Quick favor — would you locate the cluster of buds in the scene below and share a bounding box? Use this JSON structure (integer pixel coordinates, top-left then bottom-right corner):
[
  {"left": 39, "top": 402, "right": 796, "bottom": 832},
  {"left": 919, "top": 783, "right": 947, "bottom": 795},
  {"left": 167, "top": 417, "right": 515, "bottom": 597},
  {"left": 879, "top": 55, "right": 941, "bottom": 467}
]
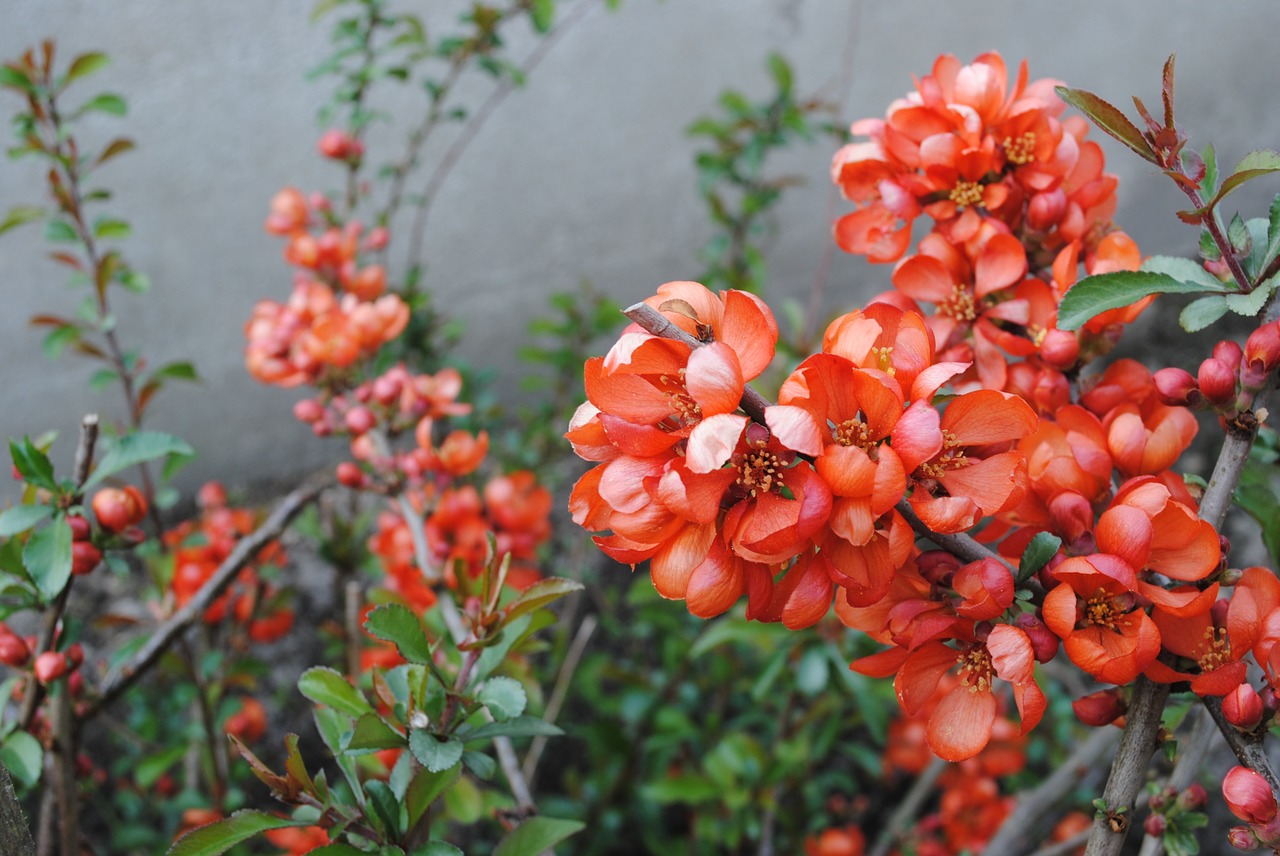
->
[
  {"left": 0, "top": 624, "right": 30, "bottom": 668},
  {"left": 317, "top": 129, "right": 364, "bottom": 165},
  {"left": 1155, "top": 320, "right": 1280, "bottom": 425},
  {"left": 1143, "top": 783, "right": 1207, "bottom": 842},
  {"left": 1224, "top": 766, "right": 1280, "bottom": 851},
  {"left": 33, "top": 642, "right": 83, "bottom": 686}
]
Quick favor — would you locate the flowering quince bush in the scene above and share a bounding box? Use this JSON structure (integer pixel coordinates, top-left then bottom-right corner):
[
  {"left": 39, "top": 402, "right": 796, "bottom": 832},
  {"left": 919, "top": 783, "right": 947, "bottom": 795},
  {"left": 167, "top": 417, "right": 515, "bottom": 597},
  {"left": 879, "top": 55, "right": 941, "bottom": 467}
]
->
[{"left": 570, "top": 51, "right": 1280, "bottom": 855}]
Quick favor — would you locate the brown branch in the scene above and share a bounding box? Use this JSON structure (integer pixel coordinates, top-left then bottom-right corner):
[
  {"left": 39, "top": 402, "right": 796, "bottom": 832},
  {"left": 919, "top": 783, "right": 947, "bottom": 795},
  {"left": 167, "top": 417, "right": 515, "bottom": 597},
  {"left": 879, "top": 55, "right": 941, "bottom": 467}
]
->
[
  {"left": 1202, "top": 695, "right": 1280, "bottom": 793},
  {"left": 71, "top": 414, "right": 98, "bottom": 491},
  {"left": 0, "top": 763, "right": 34, "bottom": 856},
  {"left": 522, "top": 613, "right": 597, "bottom": 784},
  {"left": 868, "top": 756, "right": 947, "bottom": 856},
  {"left": 982, "top": 726, "right": 1120, "bottom": 855},
  {"left": 87, "top": 478, "right": 327, "bottom": 716},
  {"left": 1137, "top": 708, "right": 1217, "bottom": 856},
  {"left": 1030, "top": 828, "right": 1093, "bottom": 856},
  {"left": 50, "top": 683, "right": 76, "bottom": 856}
]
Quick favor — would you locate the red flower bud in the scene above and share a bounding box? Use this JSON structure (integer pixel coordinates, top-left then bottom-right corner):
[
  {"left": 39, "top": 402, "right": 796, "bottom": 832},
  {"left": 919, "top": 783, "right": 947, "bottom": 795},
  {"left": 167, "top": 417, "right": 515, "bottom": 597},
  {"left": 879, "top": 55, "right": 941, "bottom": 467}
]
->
[
  {"left": 1245, "top": 321, "right": 1280, "bottom": 378},
  {"left": 1224, "top": 766, "right": 1278, "bottom": 824},
  {"left": 364, "top": 226, "right": 389, "bottom": 252},
  {"left": 336, "top": 462, "right": 365, "bottom": 489},
  {"left": 1014, "top": 612, "right": 1059, "bottom": 663},
  {"left": 91, "top": 486, "right": 147, "bottom": 533},
  {"left": 1072, "top": 688, "right": 1127, "bottom": 727},
  {"left": 1027, "top": 189, "right": 1067, "bottom": 231},
  {"left": 1143, "top": 813, "right": 1167, "bottom": 838},
  {"left": 318, "top": 129, "right": 353, "bottom": 160},
  {"left": 1228, "top": 824, "right": 1261, "bottom": 850},
  {"left": 1039, "top": 329, "right": 1080, "bottom": 370},
  {"left": 916, "top": 550, "right": 960, "bottom": 587},
  {"left": 1198, "top": 357, "right": 1238, "bottom": 407},
  {"left": 71, "top": 542, "right": 102, "bottom": 576},
  {"left": 292, "top": 398, "right": 325, "bottom": 424},
  {"left": 34, "top": 651, "right": 69, "bottom": 685},
  {"left": 344, "top": 406, "right": 377, "bottom": 436},
  {"left": 66, "top": 515, "right": 91, "bottom": 542},
  {"left": 1215, "top": 339, "right": 1245, "bottom": 367},
  {"left": 0, "top": 635, "right": 29, "bottom": 668},
  {"left": 1153, "top": 367, "right": 1202, "bottom": 408},
  {"left": 1178, "top": 782, "right": 1208, "bottom": 812},
  {"left": 952, "top": 558, "right": 1014, "bottom": 620},
  {"left": 197, "top": 482, "right": 228, "bottom": 511}
]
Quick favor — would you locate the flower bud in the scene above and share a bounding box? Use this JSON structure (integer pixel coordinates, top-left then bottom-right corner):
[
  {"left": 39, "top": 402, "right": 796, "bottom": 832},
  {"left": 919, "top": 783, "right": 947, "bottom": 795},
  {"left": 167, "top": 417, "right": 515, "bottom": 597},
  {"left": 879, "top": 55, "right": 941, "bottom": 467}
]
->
[
  {"left": 66, "top": 514, "right": 91, "bottom": 542},
  {"left": 1039, "top": 329, "right": 1080, "bottom": 370},
  {"left": 91, "top": 486, "right": 148, "bottom": 533},
  {"left": 196, "top": 481, "right": 228, "bottom": 510},
  {"left": 916, "top": 550, "right": 961, "bottom": 587},
  {"left": 293, "top": 398, "right": 325, "bottom": 423},
  {"left": 1027, "top": 189, "right": 1068, "bottom": 231},
  {"left": 1224, "top": 766, "right": 1278, "bottom": 824},
  {"left": 1072, "top": 688, "right": 1127, "bottom": 727},
  {"left": 0, "top": 634, "right": 29, "bottom": 668},
  {"left": 318, "top": 129, "right": 353, "bottom": 160},
  {"left": 1153, "top": 367, "right": 1202, "bottom": 408},
  {"left": 1144, "top": 813, "right": 1167, "bottom": 838},
  {"left": 1228, "top": 824, "right": 1262, "bottom": 850},
  {"left": 952, "top": 558, "right": 1014, "bottom": 620},
  {"left": 1244, "top": 321, "right": 1280, "bottom": 384},
  {"left": 371, "top": 373, "right": 402, "bottom": 406},
  {"left": 344, "top": 406, "right": 377, "bottom": 436},
  {"left": 335, "top": 462, "right": 365, "bottom": 489},
  {"left": 71, "top": 542, "right": 102, "bottom": 576},
  {"left": 1215, "top": 339, "right": 1245, "bottom": 367},
  {"left": 1047, "top": 492, "right": 1093, "bottom": 546},
  {"left": 364, "top": 226, "right": 389, "bottom": 252},
  {"left": 1014, "top": 612, "right": 1059, "bottom": 663},
  {"left": 1199, "top": 357, "right": 1239, "bottom": 407},
  {"left": 34, "top": 651, "right": 70, "bottom": 685}
]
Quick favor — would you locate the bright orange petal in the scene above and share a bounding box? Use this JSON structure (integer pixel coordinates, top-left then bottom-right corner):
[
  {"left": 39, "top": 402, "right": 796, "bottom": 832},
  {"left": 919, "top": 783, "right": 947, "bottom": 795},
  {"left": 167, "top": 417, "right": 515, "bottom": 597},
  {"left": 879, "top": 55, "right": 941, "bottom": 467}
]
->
[{"left": 928, "top": 684, "right": 997, "bottom": 761}]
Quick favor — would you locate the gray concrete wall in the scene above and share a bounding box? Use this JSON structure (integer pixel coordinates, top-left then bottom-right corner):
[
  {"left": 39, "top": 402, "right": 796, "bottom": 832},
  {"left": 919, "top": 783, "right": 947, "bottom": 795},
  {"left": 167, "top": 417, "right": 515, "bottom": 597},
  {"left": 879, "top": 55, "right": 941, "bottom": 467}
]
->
[{"left": 3, "top": 0, "right": 1280, "bottom": 499}]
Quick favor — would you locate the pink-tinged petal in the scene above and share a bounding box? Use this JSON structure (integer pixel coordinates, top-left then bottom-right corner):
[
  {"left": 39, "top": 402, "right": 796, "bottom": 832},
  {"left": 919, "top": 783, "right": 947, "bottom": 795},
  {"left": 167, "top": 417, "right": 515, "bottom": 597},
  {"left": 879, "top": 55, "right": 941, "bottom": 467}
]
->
[
  {"left": 1228, "top": 567, "right": 1280, "bottom": 656},
  {"left": 895, "top": 642, "right": 957, "bottom": 716},
  {"left": 1140, "top": 582, "right": 1219, "bottom": 619},
  {"left": 583, "top": 357, "right": 672, "bottom": 424},
  {"left": 775, "top": 552, "right": 836, "bottom": 629},
  {"left": 823, "top": 312, "right": 883, "bottom": 364},
  {"left": 598, "top": 455, "right": 664, "bottom": 514},
  {"left": 650, "top": 524, "right": 716, "bottom": 599},
  {"left": 1041, "top": 583, "right": 1078, "bottom": 640},
  {"left": 974, "top": 233, "right": 1029, "bottom": 298},
  {"left": 655, "top": 464, "right": 737, "bottom": 525},
  {"left": 766, "top": 405, "right": 823, "bottom": 456},
  {"left": 1148, "top": 511, "right": 1220, "bottom": 582},
  {"left": 892, "top": 400, "right": 943, "bottom": 473},
  {"left": 604, "top": 332, "right": 689, "bottom": 374},
  {"left": 928, "top": 685, "right": 997, "bottom": 761},
  {"left": 988, "top": 625, "right": 1035, "bottom": 685},
  {"left": 910, "top": 361, "right": 971, "bottom": 403},
  {"left": 872, "top": 446, "right": 908, "bottom": 515},
  {"left": 648, "top": 281, "right": 723, "bottom": 333},
  {"left": 848, "top": 367, "right": 906, "bottom": 437},
  {"left": 823, "top": 534, "right": 895, "bottom": 607},
  {"left": 829, "top": 496, "right": 875, "bottom": 545},
  {"left": 569, "top": 464, "right": 611, "bottom": 531},
  {"left": 685, "top": 540, "right": 745, "bottom": 618},
  {"left": 936, "top": 450, "right": 1027, "bottom": 518},
  {"left": 686, "top": 413, "right": 748, "bottom": 474},
  {"left": 593, "top": 533, "right": 660, "bottom": 565},
  {"left": 1095, "top": 505, "right": 1152, "bottom": 571},
  {"left": 893, "top": 254, "right": 956, "bottom": 303},
  {"left": 686, "top": 342, "right": 744, "bottom": 417},
  {"left": 911, "top": 492, "right": 981, "bottom": 534},
  {"left": 720, "top": 290, "right": 779, "bottom": 380}
]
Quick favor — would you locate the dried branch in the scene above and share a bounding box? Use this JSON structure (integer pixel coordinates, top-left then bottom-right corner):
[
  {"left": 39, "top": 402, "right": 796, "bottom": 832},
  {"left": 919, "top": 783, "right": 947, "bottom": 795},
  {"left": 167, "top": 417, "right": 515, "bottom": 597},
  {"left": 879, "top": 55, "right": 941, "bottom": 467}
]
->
[{"left": 868, "top": 756, "right": 947, "bottom": 856}]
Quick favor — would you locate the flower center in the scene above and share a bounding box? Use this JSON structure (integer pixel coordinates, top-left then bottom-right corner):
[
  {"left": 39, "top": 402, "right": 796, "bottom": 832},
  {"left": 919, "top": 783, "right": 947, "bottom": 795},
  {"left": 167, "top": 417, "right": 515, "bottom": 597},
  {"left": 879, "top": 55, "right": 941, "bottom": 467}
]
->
[
  {"left": 956, "top": 645, "right": 994, "bottom": 693},
  {"left": 949, "top": 180, "right": 985, "bottom": 209},
  {"left": 938, "top": 284, "right": 978, "bottom": 322},
  {"left": 1002, "top": 132, "right": 1037, "bottom": 166},
  {"left": 736, "top": 445, "right": 785, "bottom": 497},
  {"left": 918, "top": 429, "right": 968, "bottom": 479},
  {"left": 659, "top": 370, "right": 702, "bottom": 425},
  {"left": 872, "top": 345, "right": 896, "bottom": 376},
  {"left": 1198, "top": 626, "right": 1232, "bottom": 673},
  {"left": 1027, "top": 323, "right": 1047, "bottom": 348},
  {"left": 1084, "top": 589, "right": 1123, "bottom": 631},
  {"left": 834, "top": 416, "right": 874, "bottom": 450}
]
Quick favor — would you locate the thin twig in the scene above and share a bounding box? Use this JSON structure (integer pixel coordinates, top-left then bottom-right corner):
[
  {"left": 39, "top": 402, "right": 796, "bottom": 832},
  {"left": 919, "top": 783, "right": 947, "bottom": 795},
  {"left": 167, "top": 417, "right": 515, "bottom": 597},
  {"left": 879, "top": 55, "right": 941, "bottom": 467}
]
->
[
  {"left": 344, "top": 579, "right": 363, "bottom": 681},
  {"left": 88, "top": 478, "right": 327, "bottom": 716},
  {"left": 868, "top": 756, "right": 947, "bottom": 856},
  {"left": 50, "top": 682, "right": 76, "bottom": 856},
  {"left": 522, "top": 613, "right": 597, "bottom": 783},
  {"left": 1137, "top": 707, "right": 1217, "bottom": 856},
  {"left": 982, "top": 726, "right": 1120, "bottom": 855},
  {"left": 71, "top": 414, "right": 99, "bottom": 490}
]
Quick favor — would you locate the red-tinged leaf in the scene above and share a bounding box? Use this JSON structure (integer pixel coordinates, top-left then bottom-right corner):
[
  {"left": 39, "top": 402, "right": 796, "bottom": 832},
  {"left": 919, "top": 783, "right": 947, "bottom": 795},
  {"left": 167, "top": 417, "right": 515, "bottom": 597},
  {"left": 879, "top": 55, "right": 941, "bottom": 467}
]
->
[
  {"left": 72, "top": 340, "right": 107, "bottom": 359},
  {"left": 29, "top": 314, "right": 77, "bottom": 328},
  {"left": 1131, "top": 96, "right": 1159, "bottom": 134},
  {"left": 46, "top": 251, "right": 83, "bottom": 271},
  {"left": 1165, "top": 171, "right": 1198, "bottom": 189},
  {"left": 0, "top": 205, "right": 45, "bottom": 235},
  {"left": 0, "top": 65, "right": 34, "bottom": 93},
  {"left": 502, "top": 577, "right": 584, "bottom": 623},
  {"left": 226, "top": 735, "right": 294, "bottom": 798},
  {"left": 96, "top": 137, "right": 135, "bottom": 166},
  {"left": 1189, "top": 151, "right": 1280, "bottom": 217},
  {"left": 135, "top": 380, "right": 161, "bottom": 422},
  {"left": 1056, "top": 86, "right": 1157, "bottom": 163},
  {"left": 1162, "top": 54, "right": 1176, "bottom": 128},
  {"left": 1176, "top": 208, "right": 1205, "bottom": 225},
  {"left": 283, "top": 734, "right": 315, "bottom": 795}
]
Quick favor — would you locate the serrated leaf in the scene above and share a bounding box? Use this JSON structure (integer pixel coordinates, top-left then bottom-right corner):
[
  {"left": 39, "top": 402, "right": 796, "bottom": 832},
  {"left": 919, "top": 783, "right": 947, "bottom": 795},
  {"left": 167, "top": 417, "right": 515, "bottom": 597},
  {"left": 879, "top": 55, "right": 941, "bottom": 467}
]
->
[
  {"left": 408, "top": 731, "right": 462, "bottom": 773},
  {"left": 0, "top": 66, "right": 35, "bottom": 93},
  {"left": 0, "top": 504, "right": 53, "bottom": 537},
  {"left": 165, "top": 809, "right": 302, "bottom": 856},
  {"left": 347, "top": 713, "right": 405, "bottom": 752},
  {"left": 477, "top": 676, "right": 526, "bottom": 721},
  {"left": 364, "top": 603, "right": 433, "bottom": 664},
  {"left": 298, "top": 667, "right": 372, "bottom": 718},
  {"left": 364, "top": 779, "right": 401, "bottom": 836},
  {"left": 10, "top": 438, "right": 56, "bottom": 491},
  {"left": 64, "top": 52, "right": 110, "bottom": 85},
  {"left": 493, "top": 817, "right": 585, "bottom": 856},
  {"left": 85, "top": 431, "right": 194, "bottom": 487},
  {"left": 463, "top": 714, "right": 562, "bottom": 743},
  {"left": 1057, "top": 271, "right": 1222, "bottom": 331},
  {"left": 0, "top": 730, "right": 43, "bottom": 788},
  {"left": 1140, "top": 255, "right": 1223, "bottom": 290},
  {"left": 0, "top": 205, "right": 45, "bottom": 236},
  {"left": 502, "top": 577, "right": 583, "bottom": 623},
  {"left": 23, "top": 518, "right": 71, "bottom": 602},
  {"left": 1229, "top": 213, "right": 1250, "bottom": 255},
  {"left": 1225, "top": 275, "right": 1277, "bottom": 317},
  {"left": 1055, "top": 87, "right": 1157, "bottom": 163},
  {"left": 80, "top": 93, "right": 126, "bottom": 116},
  {"left": 405, "top": 765, "right": 460, "bottom": 830},
  {"left": 1180, "top": 295, "right": 1230, "bottom": 332},
  {"left": 1018, "top": 532, "right": 1062, "bottom": 583},
  {"left": 461, "top": 750, "right": 496, "bottom": 780}
]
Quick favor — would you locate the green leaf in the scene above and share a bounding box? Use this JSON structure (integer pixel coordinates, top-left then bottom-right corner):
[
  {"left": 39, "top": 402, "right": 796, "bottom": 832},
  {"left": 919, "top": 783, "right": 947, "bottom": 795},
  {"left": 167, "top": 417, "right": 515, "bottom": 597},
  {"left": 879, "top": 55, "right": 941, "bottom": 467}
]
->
[
  {"left": 364, "top": 779, "right": 402, "bottom": 837},
  {"left": 1225, "top": 275, "right": 1278, "bottom": 317},
  {"left": 93, "top": 218, "right": 131, "bottom": 240},
  {"left": 298, "top": 667, "right": 372, "bottom": 718},
  {"left": 503, "top": 577, "right": 583, "bottom": 623},
  {"left": 404, "top": 765, "right": 460, "bottom": 830},
  {"left": 135, "top": 744, "right": 189, "bottom": 789},
  {"left": 0, "top": 66, "right": 35, "bottom": 93},
  {"left": 347, "top": 713, "right": 405, "bottom": 752},
  {"left": 10, "top": 438, "right": 57, "bottom": 491},
  {"left": 1055, "top": 87, "right": 1157, "bottom": 163},
  {"left": 64, "top": 52, "right": 110, "bottom": 85},
  {"left": 461, "top": 749, "right": 496, "bottom": 780},
  {"left": 24, "top": 518, "right": 72, "bottom": 602},
  {"left": 0, "top": 206, "right": 46, "bottom": 236},
  {"left": 43, "top": 219, "right": 78, "bottom": 243},
  {"left": 408, "top": 731, "right": 462, "bottom": 773},
  {"left": 413, "top": 843, "right": 463, "bottom": 856},
  {"left": 0, "top": 730, "right": 43, "bottom": 788},
  {"left": 85, "top": 431, "right": 194, "bottom": 488},
  {"left": 0, "top": 504, "right": 53, "bottom": 537},
  {"left": 80, "top": 93, "right": 126, "bottom": 116},
  {"left": 641, "top": 774, "right": 721, "bottom": 804},
  {"left": 152, "top": 361, "right": 199, "bottom": 382},
  {"left": 529, "top": 0, "right": 554, "bottom": 32},
  {"left": 463, "top": 714, "right": 562, "bottom": 743},
  {"left": 1140, "top": 255, "right": 1223, "bottom": 290},
  {"left": 364, "top": 603, "right": 433, "bottom": 664},
  {"left": 165, "top": 809, "right": 302, "bottom": 856},
  {"left": 1057, "top": 271, "right": 1223, "bottom": 331},
  {"left": 1018, "top": 532, "right": 1062, "bottom": 583},
  {"left": 119, "top": 270, "right": 151, "bottom": 293},
  {"left": 1230, "top": 213, "right": 1251, "bottom": 255},
  {"left": 477, "top": 676, "right": 526, "bottom": 721},
  {"left": 493, "top": 817, "right": 585, "bottom": 856},
  {"left": 1198, "top": 149, "right": 1280, "bottom": 215},
  {"left": 307, "top": 846, "right": 367, "bottom": 856},
  {"left": 1180, "top": 295, "right": 1230, "bottom": 332},
  {"left": 42, "top": 325, "right": 80, "bottom": 359},
  {"left": 767, "top": 53, "right": 792, "bottom": 94},
  {"left": 96, "top": 137, "right": 136, "bottom": 166}
]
